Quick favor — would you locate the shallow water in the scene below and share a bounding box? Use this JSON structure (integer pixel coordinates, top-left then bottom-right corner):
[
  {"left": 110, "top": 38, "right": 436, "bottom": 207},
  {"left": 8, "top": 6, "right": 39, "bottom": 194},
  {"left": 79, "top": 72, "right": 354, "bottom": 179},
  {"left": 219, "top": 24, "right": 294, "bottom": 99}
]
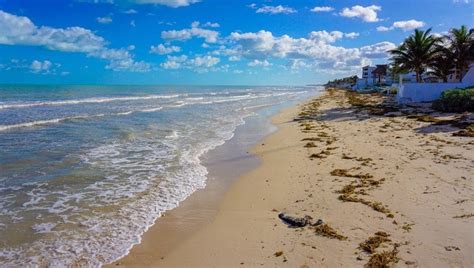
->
[{"left": 0, "top": 85, "right": 320, "bottom": 266}]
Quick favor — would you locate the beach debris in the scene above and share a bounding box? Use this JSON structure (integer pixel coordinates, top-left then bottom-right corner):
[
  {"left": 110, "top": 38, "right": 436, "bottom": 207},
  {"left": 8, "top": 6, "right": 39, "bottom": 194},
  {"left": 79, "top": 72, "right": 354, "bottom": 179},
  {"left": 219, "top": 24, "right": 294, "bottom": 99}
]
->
[
  {"left": 401, "top": 223, "right": 414, "bottom": 232},
  {"left": 309, "top": 149, "right": 331, "bottom": 159},
  {"left": 301, "top": 137, "right": 324, "bottom": 142},
  {"left": 278, "top": 213, "right": 323, "bottom": 228},
  {"left": 359, "top": 232, "right": 391, "bottom": 254},
  {"left": 311, "top": 224, "right": 347, "bottom": 240},
  {"left": 304, "top": 142, "right": 317, "bottom": 148},
  {"left": 274, "top": 251, "right": 284, "bottom": 257},
  {"left": 364, "top": 246, "right": 399, "bottom": 268},
  {"left": 452, "top": 124, "right": 474, "bottom": 137},
  {"left": 330, "top": 169, "right": 373, "bottom": 180},
  {"left": 453, "top": 213, "right": 474, "bottom": 219},
  {"left": 444, "top": 246, "right": 460, "bottom": 251}
]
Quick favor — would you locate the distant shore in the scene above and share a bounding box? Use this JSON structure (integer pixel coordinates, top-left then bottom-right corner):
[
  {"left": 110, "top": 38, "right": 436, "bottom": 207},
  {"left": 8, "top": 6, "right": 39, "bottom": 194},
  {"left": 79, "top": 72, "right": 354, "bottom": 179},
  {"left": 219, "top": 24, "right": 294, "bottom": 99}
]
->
[{"left": 111, "top": 88, "right": 473, "bottom": 267}]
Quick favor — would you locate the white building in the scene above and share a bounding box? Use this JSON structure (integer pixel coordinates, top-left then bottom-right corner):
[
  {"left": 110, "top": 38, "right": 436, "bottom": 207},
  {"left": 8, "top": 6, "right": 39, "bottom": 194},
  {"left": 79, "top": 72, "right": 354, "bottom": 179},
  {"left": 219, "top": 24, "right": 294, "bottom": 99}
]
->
[
  {"left": 397, "top": 63, "right": 474, "bottom": 103},
  {"left": 353, "top": 65, "right": 392, "bottom": 90}
]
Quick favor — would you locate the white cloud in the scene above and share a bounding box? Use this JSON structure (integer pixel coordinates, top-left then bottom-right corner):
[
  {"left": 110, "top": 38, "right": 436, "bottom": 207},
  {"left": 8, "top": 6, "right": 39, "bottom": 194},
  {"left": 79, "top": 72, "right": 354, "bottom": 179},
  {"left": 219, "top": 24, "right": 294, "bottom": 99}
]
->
[
  {"left": 123, "top": 9, "right": 138, "bottom": 14},
  {"left": 228, "top": 55, "right": 241, "bottom": 61},
  {"left": 97, "top": 16, "right": 112, "bottom": 24},
  {"left": 0, "top": 10, "right": 150, "bottom": 72},
  {"left": 392, "top": 20, "right": 425, "bottom": 31},
  {"left": 256, "top": 5, "right": 296, "bottom": 14},
  {"left": 161, "top": 22, "right": 219, "bottom": 43},
  {"left": 92, "top": 0, "right": 200, "bottom": 8},
  {"left": 30, "top": 60, "right": 52, "bottom": 73},
  {"left": 345, "top": 32, "right": 360, "bottom": 39},
  {"left": 247, "top": 3, "right": 257, "bottom": 9},
  {"left": 376, "top": 19, "right": 425, "bottom": 32},
  {"left": 130, "top": 20, "right": 136, "bottom": 27},
  {"left": 150, "top": 44, "right": 181, "bottom": 54},
  {"left": 376, "top": 26, "right": 391, "bottom": 32},
  {"left": 340, "top": 5, "right": 381, "bottom": 22},
  {"left": 188, "top": 55, "right": 220, "bottom": 68},
  {"left": 160, "top": 55, "right": 220, "bottom": 71},
  {"left": 201, "top": 21, "right": 220, "bottom": 28},
  {"left": 287, "top": 59, "right": 310, "bottom": 70},
  {"left": 310, "top": 6, "right": 334, "bottom": 13},
  {"left": 359, "top": 41, "right": 397, "bottom": 58},
  {"left": 309, "top": 30, "right": 358, "bottom": 43},
  {"left": 160, "top": 55, "right": 187, "bottom": 69},
  {"left": 248, "top": 59, "right": 271, "bottom": 67},
  {"left": 225, "top": 30, "right": 394, "bottom": 74},
  {"left": 133, "top": 0, "right": 200, "bottom": 7}
]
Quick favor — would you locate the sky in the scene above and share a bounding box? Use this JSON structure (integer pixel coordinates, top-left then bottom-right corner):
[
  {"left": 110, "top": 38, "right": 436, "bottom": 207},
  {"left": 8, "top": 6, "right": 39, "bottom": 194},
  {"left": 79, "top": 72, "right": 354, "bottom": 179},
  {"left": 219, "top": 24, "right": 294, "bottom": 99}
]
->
[{"left": 0, "top": 0, "right": 472, "bottom": 85}]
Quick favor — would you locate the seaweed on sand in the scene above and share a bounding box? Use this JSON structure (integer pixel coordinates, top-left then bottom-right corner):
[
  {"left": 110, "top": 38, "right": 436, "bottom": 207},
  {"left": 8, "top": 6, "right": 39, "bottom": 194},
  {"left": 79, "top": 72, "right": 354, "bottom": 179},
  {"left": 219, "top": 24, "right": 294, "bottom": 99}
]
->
[
  {"left": 330, "top": 169, "right": 374, "bottom": 180},
  {"left": 311, "top": 224, "right": 347, "bottom": 240},
  {"left": 359, "top": 232, "right": 391, "bottom": 254},
  {"left": 309, "top": 149, "right": 331, "bottom": 159},
  {"left": 304, "top": 142, "right": 317, "bottom": 148},
  {"left": 453, "top": 213, "right": 474, "bottom": 219},
  {"left": 364, "top": 246, "right": 399, "bottom": 268},
  {"left": 302, "top": 137, "right": 324, "bottom": 142},
  {"left": 452, "top": 124, "right": 474, "bottom": 137}
]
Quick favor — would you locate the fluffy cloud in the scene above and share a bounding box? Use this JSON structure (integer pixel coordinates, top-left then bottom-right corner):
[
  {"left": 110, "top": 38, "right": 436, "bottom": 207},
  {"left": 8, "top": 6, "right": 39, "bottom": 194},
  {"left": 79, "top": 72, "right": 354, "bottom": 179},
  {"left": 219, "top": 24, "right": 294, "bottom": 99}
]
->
[
  {"left": 161, "top": 21, "right": 219, "bottom": 43},
  {"left": 123, "top": 9, "right": 138, "bottom": 14},
  {"left": 30, "top": 60, "right": 52, "bottom": 73},
  {"left": 377, "top": 20, "right": 425, "bottom": 31},
  {"left": 248, "top": 59, "right": 271, "bottom": 67},
  {"left": 309, "top": 31, "right": 359, "bottom": 43},
  {"left": 310, "top": 6, "right": 334, "bottom": 13},
  {"left": 161, "top": 55, "right": 220, "bottom": 71},
  {"left": 97, "top": 16, "right": 112, "bottom": 24},
  {"left": 340, "top": 5, "right": 381, "bottom": 22},
  {"left": 0, "top": 10, "right": 149, "bottom": 72},
  {"left": 133, "top": 0, "right": 200, "bottom": 7},
  {"left": 359, "top": 42, "right": 397, "bottom": 58},
  {"left": 393, "top": 20, "right": 425, "bottom": 31},
  {"left": 150, "top": 44, "right": 181, "bottom": 54},
  {"left": 255, "top": 5, "right": 296, "bottom": 14},
  {"left": 91, "top": 0, "right": 200, "bottom": 8},
  {"left": 225, "top": 30, "right": 394, "bottom": 74}
]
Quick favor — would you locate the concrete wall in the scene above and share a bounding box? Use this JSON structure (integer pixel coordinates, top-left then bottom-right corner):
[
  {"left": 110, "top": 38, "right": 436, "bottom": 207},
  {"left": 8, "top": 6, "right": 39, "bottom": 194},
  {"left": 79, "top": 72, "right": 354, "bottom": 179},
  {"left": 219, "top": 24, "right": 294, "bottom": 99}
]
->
[{"left": 397, "top": 64, "right": 474, "bottom": 103}]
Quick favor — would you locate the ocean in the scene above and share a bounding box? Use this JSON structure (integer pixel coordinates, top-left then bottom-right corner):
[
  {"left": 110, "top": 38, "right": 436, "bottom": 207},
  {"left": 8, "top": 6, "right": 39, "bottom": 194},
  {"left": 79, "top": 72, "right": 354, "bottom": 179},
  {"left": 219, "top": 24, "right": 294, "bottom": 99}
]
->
[{"left": 0, "top": 85, "right": 319, "bottom": 266}]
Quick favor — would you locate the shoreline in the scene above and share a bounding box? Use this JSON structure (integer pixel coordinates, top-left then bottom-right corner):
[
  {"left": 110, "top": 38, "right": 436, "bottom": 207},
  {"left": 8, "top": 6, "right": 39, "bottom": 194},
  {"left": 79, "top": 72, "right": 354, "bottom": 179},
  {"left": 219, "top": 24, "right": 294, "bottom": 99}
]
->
[
  {"left": 111, "top": 89, "right": 473, "bottom": 267},
  {"left": 107, "top": 93, "right": 318, "bottom": 267}
]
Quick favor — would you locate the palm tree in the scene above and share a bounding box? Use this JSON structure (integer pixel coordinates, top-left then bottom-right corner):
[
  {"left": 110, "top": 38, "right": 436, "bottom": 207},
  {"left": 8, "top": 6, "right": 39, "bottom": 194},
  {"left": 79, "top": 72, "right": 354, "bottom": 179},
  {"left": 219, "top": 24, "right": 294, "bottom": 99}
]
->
[
  {"left": 390, "top": 28, "right": 440, "bottom": 83},
  {"left": 448, "top": 25, "right": 474, "bottom": 82},
  {"left": 429, "top": 46, "right": 454, "bottom": 82}
]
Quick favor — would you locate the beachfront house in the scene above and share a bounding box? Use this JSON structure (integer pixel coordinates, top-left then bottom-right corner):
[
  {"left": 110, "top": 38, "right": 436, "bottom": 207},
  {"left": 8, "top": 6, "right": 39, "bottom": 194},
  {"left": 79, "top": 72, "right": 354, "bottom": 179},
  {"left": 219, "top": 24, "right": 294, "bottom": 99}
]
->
[
  {"left": 396, "top": 63, "right": 474, "bottom": 103},
  {"left": 353, "top": 65, "right": 392, "bottom": 90}
]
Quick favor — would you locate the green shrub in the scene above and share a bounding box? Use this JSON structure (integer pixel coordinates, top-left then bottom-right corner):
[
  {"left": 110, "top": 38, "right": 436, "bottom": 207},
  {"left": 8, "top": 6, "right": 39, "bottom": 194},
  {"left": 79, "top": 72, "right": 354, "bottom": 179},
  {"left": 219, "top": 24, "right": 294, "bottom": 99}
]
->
[{"left": 432, "top": 88, "right": 474, "bottom": 112}]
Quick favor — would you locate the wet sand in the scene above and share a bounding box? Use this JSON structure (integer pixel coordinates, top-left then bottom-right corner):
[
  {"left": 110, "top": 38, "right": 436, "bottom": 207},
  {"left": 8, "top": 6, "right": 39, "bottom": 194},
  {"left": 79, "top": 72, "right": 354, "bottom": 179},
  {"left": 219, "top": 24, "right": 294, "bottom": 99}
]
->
[{"left": 111, "top": 89, "right": 473, "bottom": 267}]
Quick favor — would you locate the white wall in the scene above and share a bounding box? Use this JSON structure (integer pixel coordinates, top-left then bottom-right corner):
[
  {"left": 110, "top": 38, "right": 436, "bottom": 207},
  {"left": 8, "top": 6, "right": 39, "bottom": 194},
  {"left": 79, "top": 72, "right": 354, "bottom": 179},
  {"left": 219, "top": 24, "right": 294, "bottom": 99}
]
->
[{"left": 397, "top": 64, "right": 474, "bottom": 103}]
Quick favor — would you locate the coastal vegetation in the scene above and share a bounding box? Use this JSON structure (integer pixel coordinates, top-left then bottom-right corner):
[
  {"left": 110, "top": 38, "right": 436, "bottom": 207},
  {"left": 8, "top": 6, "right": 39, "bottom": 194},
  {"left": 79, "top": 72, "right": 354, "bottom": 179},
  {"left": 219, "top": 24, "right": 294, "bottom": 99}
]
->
[
  {"left": 432, "top": 88, "right": 474, "bottom": 112},
  {"left": 390, "top": 25, "right": 474, "bottom": 83}
]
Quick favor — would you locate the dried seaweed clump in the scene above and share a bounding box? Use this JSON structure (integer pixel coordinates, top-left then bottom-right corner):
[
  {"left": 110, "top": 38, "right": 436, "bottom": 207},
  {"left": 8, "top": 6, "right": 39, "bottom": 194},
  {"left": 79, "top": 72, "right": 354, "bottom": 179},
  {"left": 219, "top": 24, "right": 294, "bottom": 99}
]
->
[
  {"left": 364, "top": 246, "right": 399, "bottom": 268},
  {"left": 309, "top": 149, "right": 331, "bottom": 159},
  {"left": 330, "top": 169, "right": 373, "bottom": 180},
  {"left": 453, "top": 213, "right": 474, "bottom": 219},
  {"left": 304, "top": 142, "right": 317, "bottom": 148},
  {"left": 359, "top": 232, "right": 391, "bottom": 254},
  {"left": 452, "top": 124, "right": 474, "bottom": 137},
  {"left": 311, "top": 224, "right": 347, "bottom": 241}
]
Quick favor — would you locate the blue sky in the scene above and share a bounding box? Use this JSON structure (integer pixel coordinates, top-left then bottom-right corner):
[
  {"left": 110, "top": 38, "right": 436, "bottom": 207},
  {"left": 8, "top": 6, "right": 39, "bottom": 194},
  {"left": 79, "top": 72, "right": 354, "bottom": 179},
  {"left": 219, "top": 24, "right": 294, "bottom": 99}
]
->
[{"left": 0, "top": 0, "right": 472, "bottom": 85}]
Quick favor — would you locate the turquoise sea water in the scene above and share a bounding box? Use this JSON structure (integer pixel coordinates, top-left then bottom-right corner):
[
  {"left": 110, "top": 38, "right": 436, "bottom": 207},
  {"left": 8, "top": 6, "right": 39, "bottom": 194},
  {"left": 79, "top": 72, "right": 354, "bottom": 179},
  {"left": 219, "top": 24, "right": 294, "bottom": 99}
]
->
[{"left": 0, "top": 85, "right": 319, "bottom": 266}]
